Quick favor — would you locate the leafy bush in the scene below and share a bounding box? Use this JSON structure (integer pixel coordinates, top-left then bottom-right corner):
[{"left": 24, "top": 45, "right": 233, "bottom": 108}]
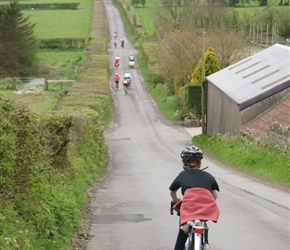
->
[
  {"left": 185, "top": 83, "right": 202, "bottom": 118},
  {"left": 0, "top": 93, "right": 111, "bottom": 249},
  {"left": 39, "top": 38, "right": 86, "bottom": 49},
  {"left": 150, "top": 71, "right": 165, "bottom": 86},
  {"left": 0, "top": 97, "right": 44, "bottom": 200}
]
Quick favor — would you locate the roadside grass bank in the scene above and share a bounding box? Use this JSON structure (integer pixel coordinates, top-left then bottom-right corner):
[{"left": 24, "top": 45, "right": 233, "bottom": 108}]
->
[
  {"left": 137, "top": 51, "right": 181, "bottom": 122},
  {"left": 0, "top": 0, "right": 112, "bottom": 249},
  {"left": 116, "top": 0, "right": 290, "bottom": 189},
  {"left": 193, "top": 134, "right": 290, "bottom": 189}
]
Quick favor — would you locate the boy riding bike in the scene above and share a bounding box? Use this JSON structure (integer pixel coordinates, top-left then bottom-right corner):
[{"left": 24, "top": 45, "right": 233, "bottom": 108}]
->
[{"left": 169, "top": 146, "right": 220, "bottom": 250}]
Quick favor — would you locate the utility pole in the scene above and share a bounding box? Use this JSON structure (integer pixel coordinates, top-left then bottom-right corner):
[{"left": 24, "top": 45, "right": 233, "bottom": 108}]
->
[{"left": 201, "top": 31, "right": 206, "bottom": 134}]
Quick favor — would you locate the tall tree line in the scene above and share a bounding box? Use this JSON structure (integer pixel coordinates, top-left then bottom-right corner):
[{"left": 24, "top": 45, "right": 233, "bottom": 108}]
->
[{"left": 0, "top": 0, "right": 38, "bottom": 77}]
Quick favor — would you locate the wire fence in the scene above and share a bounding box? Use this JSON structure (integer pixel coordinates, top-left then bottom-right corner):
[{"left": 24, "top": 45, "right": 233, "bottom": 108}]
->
[{"left": 0, "top": 77, "right": 75, "bottom": 92}]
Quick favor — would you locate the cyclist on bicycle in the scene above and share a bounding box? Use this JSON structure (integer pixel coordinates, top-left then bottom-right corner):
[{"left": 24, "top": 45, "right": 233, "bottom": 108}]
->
[
  {"left": 120, "top": 37, "right": 125, "bottom": 48},
  {"left": 114, "top": 73, "right": 120, "bottom": 89},
  {"left": 122, "top": 78, "right": 129, "bottom": 94},
  {"left": 169, "top": 146, "right": 220, "bottom": 250},
  {"left": 115, "top": 55, "right": 120, "bottom": 67}
]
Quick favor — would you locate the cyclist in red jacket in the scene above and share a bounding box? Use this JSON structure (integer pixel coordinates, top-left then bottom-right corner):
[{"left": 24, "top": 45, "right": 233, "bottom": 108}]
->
[
  {"left": 114, "top": 55, "right": 120, "bottom": 68},
  {"left": 114, "top": 73, "right": 120, "bottom": 90}
]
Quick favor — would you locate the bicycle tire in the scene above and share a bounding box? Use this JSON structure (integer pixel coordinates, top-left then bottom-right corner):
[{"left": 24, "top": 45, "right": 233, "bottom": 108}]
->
[{"left": 187, "top": 229, "right": 195, "bottom": 250}]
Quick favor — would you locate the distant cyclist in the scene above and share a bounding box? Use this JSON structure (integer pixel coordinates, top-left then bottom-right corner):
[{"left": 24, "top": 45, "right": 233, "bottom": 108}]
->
[
  {"left": 127, "top": 77, "right": 131, "bottom": 88},
  {"left": 169, "top": 146, "right": 220, "bottom": 250},
  {"left": 120, "top": 37, "right": 124, "bottom": 48},
  {"left": 114, "top": 73, "right": 120, "bottom": 90},
  {"left": 122, "top": 78, "right": 129, "bottom": 95},
  {"left": 114, "top": 30, "right": 118, "bottom": 39},
  {"left": 114, "top": 55, "right": 120, "bottom": 68}
]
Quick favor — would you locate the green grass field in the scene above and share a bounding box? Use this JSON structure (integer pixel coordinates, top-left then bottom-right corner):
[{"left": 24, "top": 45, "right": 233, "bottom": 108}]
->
[
  {"left": 135, "top": 4, "right": 156, "bottom": 35},
  {"left": 2, "top": 0, "right": 93, "bottom": 9},
  {"left": 23, "top": 10, "right": 91, "bottom": 39},
  {"left": 133, "top": 0, "right": 289, "bottom": 36},
  {"left": 0, "top": 49, "right": 85, "bottom": 113},
  {"left": 1, "top": 0, "right": 89, "bottom": 113},
  {"left": 2, "top": 0, "right": 92, "bottom": 39}
]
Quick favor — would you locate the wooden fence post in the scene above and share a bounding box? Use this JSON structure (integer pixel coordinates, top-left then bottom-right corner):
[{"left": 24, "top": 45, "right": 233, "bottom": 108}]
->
[
  {"left": 44, "top": 78, "right": 48, "bottom": 90},
  {"left": 12, "top": 76, "right": 16, "bottom": 90}
]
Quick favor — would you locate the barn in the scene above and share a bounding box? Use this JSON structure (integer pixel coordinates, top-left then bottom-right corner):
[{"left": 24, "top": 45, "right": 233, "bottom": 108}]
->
[{"left": 205, "top": 43, "right": 290, "bottom": 136}]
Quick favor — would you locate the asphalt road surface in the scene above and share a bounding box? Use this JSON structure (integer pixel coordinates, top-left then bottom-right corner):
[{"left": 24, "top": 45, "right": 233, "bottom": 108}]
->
[{"left": 86, "top": 1, "right": 290, "bottom": 249}]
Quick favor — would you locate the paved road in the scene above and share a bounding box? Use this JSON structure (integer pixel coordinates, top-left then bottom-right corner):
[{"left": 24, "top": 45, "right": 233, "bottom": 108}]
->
[{"left": 86, "top": 0, "right": 290, "bottom": 249}]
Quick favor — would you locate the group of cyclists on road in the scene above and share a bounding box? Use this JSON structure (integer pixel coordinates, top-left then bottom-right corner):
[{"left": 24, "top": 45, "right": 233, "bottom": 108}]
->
[
  {"left": 114, "top": 70, "right": 131, "bottom": 95},
  {"left": 112, "top": 30, "right": 220, "bottom": 249},
  {"left": 113, "top": 31, "right": 135, "bottom": 95},
  {"left": 113, "top": 31, "right": 125, "bottom": 49}
]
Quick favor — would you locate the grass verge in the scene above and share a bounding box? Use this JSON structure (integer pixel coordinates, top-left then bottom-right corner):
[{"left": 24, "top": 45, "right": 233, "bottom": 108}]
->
[{"left": 193, "top": 134, "right": 290, "bottom": 189}]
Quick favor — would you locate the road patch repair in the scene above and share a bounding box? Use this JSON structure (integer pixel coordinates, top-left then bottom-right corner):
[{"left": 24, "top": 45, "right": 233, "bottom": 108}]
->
[{"left": 92, "top": 214, "right": 152, "bottom": 224}]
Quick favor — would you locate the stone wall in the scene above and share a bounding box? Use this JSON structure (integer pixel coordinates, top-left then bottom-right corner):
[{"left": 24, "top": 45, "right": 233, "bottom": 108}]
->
[{"left": 267, "top": 122, "right": 290, "bottom": 152}]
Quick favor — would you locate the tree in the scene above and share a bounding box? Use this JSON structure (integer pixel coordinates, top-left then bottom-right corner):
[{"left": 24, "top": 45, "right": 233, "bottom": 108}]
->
[
  {"left": 153, "top": 23, "right": 202, "bottom": 96},
  {"left": 278, "top": 0, "right": 289, "bottom": 5},
  {"left": 207, "top": 31, "right": 248, "bottom": 68},
  {"left": 228, "top": 0, "right": 240, "bottom": 7},
  {"left": 131, "top": 0, "right": 146, "bottom": 7},
  {"left": 159, "top": 0, "right": 201, "bottom": 23},
  {"left": 131, "top": 0, "right": 139, "bottom": 7},
  {"left": 0, "top": 0, "right": 38, "bottom": 77},
  {"left": 191, "top": 47, "right": 220, "bottom": 83},
  {"left": 277, "top": 8, "right": 290, "bottom": 38},
  {"left": 257, "top": 0, "right": 268, "bottom": 6},
  {"left": 140, "top": 0, "right": 146, "bottom": 7}
]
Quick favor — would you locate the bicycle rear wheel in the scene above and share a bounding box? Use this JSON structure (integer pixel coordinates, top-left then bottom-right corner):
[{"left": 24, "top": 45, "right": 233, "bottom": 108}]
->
[{"left": 184, "top": 229, "right": 195, "bottom": 250}]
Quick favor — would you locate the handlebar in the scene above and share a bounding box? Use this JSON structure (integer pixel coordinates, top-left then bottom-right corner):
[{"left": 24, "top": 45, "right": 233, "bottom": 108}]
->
[{"left": 170, "top": 201, "right": 175, "bottom": 215}]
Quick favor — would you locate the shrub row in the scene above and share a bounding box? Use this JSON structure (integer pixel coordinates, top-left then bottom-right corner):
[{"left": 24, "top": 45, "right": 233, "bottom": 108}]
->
[
  {"left": 0, "top": 96, "right": 110, "bottom": 249},
  {"left": 20, "top": 3, "right": 80, "bottom": 10},
  {"left": 185, "top": 84, "right": 202, "bottom": 118},
  {"left": 39, "top": 38, "right": 86, "bottom": 49}
]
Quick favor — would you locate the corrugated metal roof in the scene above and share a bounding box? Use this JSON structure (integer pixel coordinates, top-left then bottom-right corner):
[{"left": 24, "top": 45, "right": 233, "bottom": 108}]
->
[{"left": 206, "top": 44, "right": 290, "bottom": 110}]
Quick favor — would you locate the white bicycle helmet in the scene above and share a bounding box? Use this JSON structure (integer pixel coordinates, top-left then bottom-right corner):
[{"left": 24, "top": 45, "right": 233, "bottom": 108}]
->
[{"left": 180, "top": 146, "right": 203, "bottom": 167}]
